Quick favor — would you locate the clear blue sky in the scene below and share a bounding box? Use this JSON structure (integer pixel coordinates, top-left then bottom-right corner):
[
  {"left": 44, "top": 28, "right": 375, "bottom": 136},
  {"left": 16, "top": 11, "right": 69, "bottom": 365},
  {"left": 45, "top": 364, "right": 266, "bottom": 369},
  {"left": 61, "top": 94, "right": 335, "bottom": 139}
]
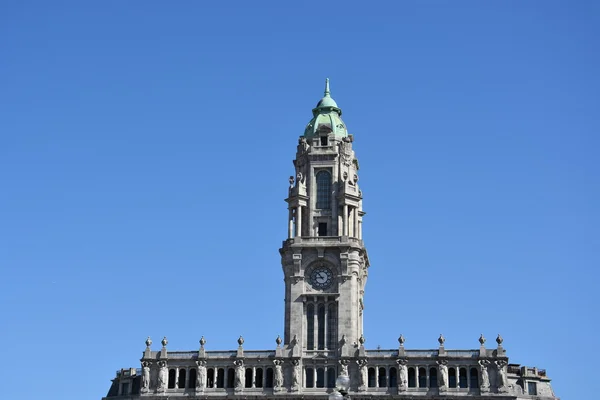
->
[{"left": 1, "top": 1, "right": 597, "bottom": 399}]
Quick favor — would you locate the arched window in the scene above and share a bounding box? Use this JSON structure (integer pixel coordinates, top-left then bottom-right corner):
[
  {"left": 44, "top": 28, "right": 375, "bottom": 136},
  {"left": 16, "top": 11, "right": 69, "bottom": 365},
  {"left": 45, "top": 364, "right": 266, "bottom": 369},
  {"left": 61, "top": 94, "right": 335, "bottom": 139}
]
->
[
  {"left": 188, "top": 368, "right": 197, "bottom": 389},
  {"left": 178, "top": 368, "right": 186, "bottom": 389},
  {"left": 368, "top": 367, "right": 376, "bottom": 387},
  {"left": 245, "top": 368, "right": 252, "bottom": 388},
  {"left": 418, "top": 367, "right": 427, "bottom": 388},
  {"left": 307, "top": 304, "right": 315, "bottom": 350},
  {"left": 470, "top": 368, "right": 479, "bottom": 389},
  {"left": 429, "top": 368, "right": 438, "bottom": 388},
  {"left": 327, "top": 303, "right": 337, "bottom": 350},
  {"left": 168, "top": 369, "right": 176, "bottom": 388},
  {"left": 265, "top": 368, "right": 274, "bottom": 388},
  {"left": 378, "top": 367, "right": 387, "bottom": 387},
  {"left": 327, "top": 367, "right": 336, "bottom": 388},
  {"left": 459, "top": 368, "right": 468, "bottom": 388},
  {"left": 408, "top": 367, "right": 416, "bottom": 388},
  {"left": 217, "top": 368, "right": 224, "bottom": 388},
  {"left": 306, "top": 368, "right": 314, "bottom": 388},
  {"left": 227, "top": 368, "right": 235, "bottom": 388},
  {"left": 449, "top": 367, "right": 457, "bottom": 388},
  {"left": 255, "top": 368, "right": 263, "bottom": 388},
  {"left": 316, "top": 368, "right": 325, "bottom": 388},
  {"left": 317, "top": 304, "right": 325, "bottom": 350},
  {"left": 207, "top": 368, "right": 215, "bottom": 388},
  {"left": 316, "top": 171, "right": 331, "bottom": 209},
  {"left": 389, "top": 367, "right": 397, "bottom": 387}
]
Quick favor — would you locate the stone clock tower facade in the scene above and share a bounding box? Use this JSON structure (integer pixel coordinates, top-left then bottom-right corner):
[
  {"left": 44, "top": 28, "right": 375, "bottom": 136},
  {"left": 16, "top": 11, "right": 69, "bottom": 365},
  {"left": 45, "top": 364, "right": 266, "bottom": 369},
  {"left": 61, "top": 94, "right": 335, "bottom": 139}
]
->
[
  {"left": 103, "top": 80, "right": 559, "bottom": 400},
  {"left": 280, "top": 79, "right": 369, "bottom": 358}
]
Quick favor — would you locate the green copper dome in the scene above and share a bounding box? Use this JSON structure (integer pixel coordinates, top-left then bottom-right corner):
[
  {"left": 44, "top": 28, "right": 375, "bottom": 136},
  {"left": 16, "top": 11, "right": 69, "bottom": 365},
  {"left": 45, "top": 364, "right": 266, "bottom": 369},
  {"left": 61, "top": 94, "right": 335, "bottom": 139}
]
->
[{"left": 304, "top": 78, "right": 348, "bottom": 140}]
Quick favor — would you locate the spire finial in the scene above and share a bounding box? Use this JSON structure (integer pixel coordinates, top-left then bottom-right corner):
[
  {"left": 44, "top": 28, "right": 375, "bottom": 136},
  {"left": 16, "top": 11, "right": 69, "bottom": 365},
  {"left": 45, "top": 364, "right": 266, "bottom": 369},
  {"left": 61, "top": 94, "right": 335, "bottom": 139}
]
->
[{"left": 324, "top": 78, "right": 330, "bottom": 97}]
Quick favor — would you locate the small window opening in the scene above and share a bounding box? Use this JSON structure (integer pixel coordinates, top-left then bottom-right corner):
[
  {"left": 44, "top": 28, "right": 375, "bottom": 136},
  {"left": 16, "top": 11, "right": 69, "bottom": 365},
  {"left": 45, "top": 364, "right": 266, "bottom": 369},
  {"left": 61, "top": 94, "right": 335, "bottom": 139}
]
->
[
  {"left": 389, "top": 367, "right": 397, "bottom": 387},
  {"left": 306, "top": 368, "right": 314, "bottom": 388},
  {"left": 320, "top": 136, "right": 328, "bottom": 146},
  {"left": 178, "top": 368, "right": 186, "bottom": 389},
  {"left": 528, "top": 382, "right": 538, "bottom": 395},
  {"left": 469, "top": 368, "right": 479, "bottom": 389},
  {"left": 449, "top": 367, "right": 457, "bottom": 388},
  {"left": 255, "top": 368, "right": 263, "bottom": 388},
  {"left": 459, "top": 368, "right": 468, "bottom": 388},
  {"left": 188, "top": 369, "right": 197, "bottom": 389},
  {"left": 265, "top": 368, "right": 274, "bottom": 388},
  {"left": 168, "top": 369, "right": 176, "bottom": 389},
  {"left": 368, "top": 367, "right": 376, "bottom": 387},
  {"left": 408, "top": 367, "right": 416, "bottom": 388},
  {"left": 418, "top": 367, "right": 427, "bottom": 387},
  {"left": 216, "top": 368, "right": 224, "bottom": 388},
  {"left": 318, "top": 222, "right": 328, "bottom": 237},
  {"left": 316, "top": 368, "right": 325, "bottom": 388},
  {"left": 245, "top": 368, "right": 252, "bottom": 388},
  {"left": 227, "top": 368, "right": 235, "bottom": 388},
  {"left": 429, "top": 368, "right": 438, "bottom": 388}
]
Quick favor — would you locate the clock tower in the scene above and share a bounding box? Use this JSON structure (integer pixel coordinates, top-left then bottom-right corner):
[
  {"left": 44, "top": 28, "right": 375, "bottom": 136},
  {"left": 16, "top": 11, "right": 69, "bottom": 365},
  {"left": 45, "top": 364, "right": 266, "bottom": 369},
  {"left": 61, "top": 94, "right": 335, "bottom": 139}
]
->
[{"left": 280, "top": 79, "right": 369, "bottom": 358}]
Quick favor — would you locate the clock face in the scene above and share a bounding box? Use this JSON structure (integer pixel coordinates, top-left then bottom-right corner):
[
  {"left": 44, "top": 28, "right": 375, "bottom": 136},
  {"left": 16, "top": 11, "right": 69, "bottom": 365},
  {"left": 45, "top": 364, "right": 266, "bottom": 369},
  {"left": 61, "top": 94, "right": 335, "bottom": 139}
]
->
[{"left": 309, "top": 267, "right": 333, "bottom": 290}]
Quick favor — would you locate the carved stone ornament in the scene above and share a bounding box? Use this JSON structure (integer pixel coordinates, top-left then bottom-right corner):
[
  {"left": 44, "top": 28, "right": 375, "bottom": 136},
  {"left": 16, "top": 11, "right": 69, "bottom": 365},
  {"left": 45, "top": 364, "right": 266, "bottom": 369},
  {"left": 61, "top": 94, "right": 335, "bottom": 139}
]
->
[
  {"left": 141, "top": 361, "right": 151, "bottom": 393},
  {"left": 358, "top": 334, "right": 366, "bottom": 345},
  {"left": 276, "top": 335, "right": 282, "bottom": 346},
  {"left": 437, "top": 359, "right": 448, "bottom": 390},
  {"left": 156, "top": 361, "right": 167, "bottom": 392},
  {"left": 479, "top": 333, "right": 486, "bottom": 346},
  {"left": 396, "top": 358, "right": 408, "bottom": 391},
  {"left": 438, "top": 333, "right": 445, "bottom": 346},
  {"left": 145, "top": 336, "right": 152, "bottom": 348},
  {"left": 196, "top": 360, "right": 207, "bottom": 390},
  {"left": 496, "top": 333, "right": 504, "bottom": 346},
  {"left": 496, "top": 360, "right": 508, "bottom": 393},
  {"left": 479, "top": 360, "right": 490, "bottom": 390},
  {"left": 161, "top": 336, "right": 168, "bottom": 348},
  {"left": 291, "top": 359, "right": 301, "bottom": 391},
  {"left": 273, "top": 359, "right": 284, "bottom": 390},
  {"left": 234, "top": 360, "right": 244, "bottom": 390},
  {"left": 398, "top": 334, "right": 405, "bottom": 346},
  {"left": 356, "top": 359, "right": 368, "bottom": 390},
  {"left": 200, "top": 336, "right": 206, "bottom": 347},
  {"left": 339, "top": 359, "right": 349, "bottom": 376}
]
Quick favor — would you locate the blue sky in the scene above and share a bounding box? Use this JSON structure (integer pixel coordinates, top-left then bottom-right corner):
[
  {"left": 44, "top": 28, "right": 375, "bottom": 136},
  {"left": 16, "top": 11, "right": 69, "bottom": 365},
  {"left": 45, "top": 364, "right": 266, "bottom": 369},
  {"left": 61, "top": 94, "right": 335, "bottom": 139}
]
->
[{"left": 1, "top": 1, "right": 598, "bottom": 399}]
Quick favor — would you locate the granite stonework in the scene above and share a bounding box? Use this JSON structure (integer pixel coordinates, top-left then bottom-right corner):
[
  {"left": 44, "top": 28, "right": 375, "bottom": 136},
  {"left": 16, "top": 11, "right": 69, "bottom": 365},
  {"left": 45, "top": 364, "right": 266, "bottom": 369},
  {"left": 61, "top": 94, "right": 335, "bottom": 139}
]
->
[{"left": 103, "top": 80, "right": 559, "bottom": 400}]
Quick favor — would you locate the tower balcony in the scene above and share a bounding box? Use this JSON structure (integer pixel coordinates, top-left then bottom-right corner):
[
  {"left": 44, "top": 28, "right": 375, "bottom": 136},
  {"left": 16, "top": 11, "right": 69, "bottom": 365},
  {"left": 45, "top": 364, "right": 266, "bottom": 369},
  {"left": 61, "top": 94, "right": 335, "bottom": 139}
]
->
[{"left": 282, "top": 236, "right": 364, "bottom": 248}]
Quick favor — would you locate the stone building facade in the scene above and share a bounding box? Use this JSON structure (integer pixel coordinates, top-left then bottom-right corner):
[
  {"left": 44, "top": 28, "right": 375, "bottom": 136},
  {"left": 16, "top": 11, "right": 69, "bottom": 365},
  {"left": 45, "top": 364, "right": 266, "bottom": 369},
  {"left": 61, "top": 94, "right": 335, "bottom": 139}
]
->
[{"left": 103, "top": 80, "right": 558, "bottom": 400}]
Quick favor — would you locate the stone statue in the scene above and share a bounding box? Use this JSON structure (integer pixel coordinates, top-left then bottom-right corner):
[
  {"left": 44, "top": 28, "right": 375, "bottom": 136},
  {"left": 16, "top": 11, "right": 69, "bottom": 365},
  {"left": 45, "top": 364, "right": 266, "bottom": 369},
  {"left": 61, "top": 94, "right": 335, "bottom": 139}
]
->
[
  {"left": 437, "top": 360, "right": 448, "bottom": 390},
  {"left": 291, "top": 360, "right": 301, "bottom": 391},
  {"left": 479, "top": 360, "right": 490, "bottom": 390},
  {"left": 274, "top": 360, "right": 284, "bottom": 389},
  {"left": 357, "top": 359, "right": 367, "bottom": 390},
  {"left": 141, "top": 362, "right": 150, "bottom": 392},
  {"left": 496, "top": 360, "right": 508, "bottom": 392},
  {"left": 397, "top": 359, "right": 408, "bottom": 391},
  {"left": 157, "top": 361, "right": 167, "bottom": 392},
  {"left": 234, "top": 360, "right": 244, "bottom": 390},
  {"left": 340, "top": 362, "right": 349, "bottom": 377},
  {"left": 196, "top": 360, "right": 207, "bottom": 390}
]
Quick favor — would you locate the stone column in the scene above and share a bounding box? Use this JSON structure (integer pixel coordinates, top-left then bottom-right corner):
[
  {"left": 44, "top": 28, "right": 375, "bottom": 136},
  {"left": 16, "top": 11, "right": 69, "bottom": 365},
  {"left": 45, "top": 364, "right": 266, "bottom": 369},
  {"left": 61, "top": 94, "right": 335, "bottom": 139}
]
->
[
  {"left": 288, "top": 209, "right": 293, "bottom": 238},
  {"left": 175, "top": 368, "right": 179, "bottom": 389},
  {"left": 343, "top": 204, "right": 348, "bottom": 236},
  {"left": 353, "top": 207, "right": 358, "bottom": 238},
  {"left": 252, "top": 367, "right": 256, "bottom": 388},
  {"left": 323, "top": 299, "right": 328, "bottom": 350},
  {"left": 313, "top": 301, "right": 318, "bottom": 350},
  {"left": 296, "top": 206, "right": 302, "bottom": 237}
]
